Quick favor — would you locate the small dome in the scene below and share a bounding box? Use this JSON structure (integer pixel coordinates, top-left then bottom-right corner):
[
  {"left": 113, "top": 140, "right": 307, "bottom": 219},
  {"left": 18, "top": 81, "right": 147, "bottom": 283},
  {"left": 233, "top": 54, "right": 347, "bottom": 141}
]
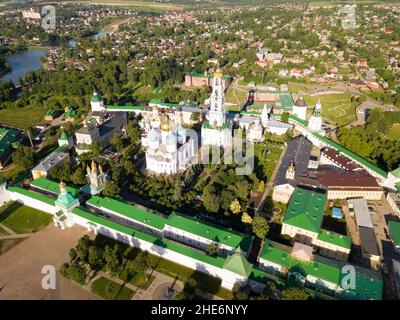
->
[
  {"left": 160, "top": 115, "right": 171, "bottom": 132},
  {"left": 148, "top": 128, "right": 161, "bottom": 142}
]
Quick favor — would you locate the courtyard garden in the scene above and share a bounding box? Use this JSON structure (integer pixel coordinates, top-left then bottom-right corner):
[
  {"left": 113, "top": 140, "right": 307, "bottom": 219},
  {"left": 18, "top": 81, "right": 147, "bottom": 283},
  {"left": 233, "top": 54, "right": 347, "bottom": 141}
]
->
[
  {"left": 60, "top": 234, "right": 233, "bottom": 300},
  {"left": 0, "top": 201, "right": 52, "bottom": 234},
  {"left": 0, "top": 202, "right": 52, "bottom": 255}
]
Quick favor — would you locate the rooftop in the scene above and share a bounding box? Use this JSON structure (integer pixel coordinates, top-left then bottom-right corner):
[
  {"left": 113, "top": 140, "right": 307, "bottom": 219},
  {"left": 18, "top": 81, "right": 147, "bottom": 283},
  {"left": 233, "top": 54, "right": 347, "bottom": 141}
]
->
[
  {"left": 0, "top": 127, "right": 21, "bottom": 159},
  {"left": 30, "top": 177, "right": 81, "bottom": 197},
  {"left": 317, "top": 230, "right": 352, "bottom": 249},
  {"left": 87, "top": 196, "right": 167, "bottom": 231},
  {"left": 72, "top": 207, "right": 228, "bottom": 270},
  {"left": 166, "top": 211, "right": 251, "bottom": 250},
  {"left": 283, "top": 187, "right": 327, "bottom": 234},
  {"left": 388, "top": 220, "right": 400, "bottom": 247},
  {"left": 259, "top": 241, "right": 340, "bottom": 285}
]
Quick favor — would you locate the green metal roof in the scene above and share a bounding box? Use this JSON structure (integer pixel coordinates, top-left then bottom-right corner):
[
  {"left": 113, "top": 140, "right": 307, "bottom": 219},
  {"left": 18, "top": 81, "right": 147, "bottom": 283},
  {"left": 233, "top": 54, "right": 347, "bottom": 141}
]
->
[
  {"left": 30, "top": 178, "right": 81, "bottom": 196},
  {"left": 149, "top": 99, "right": 181, "bottom": 108},
  {"left": 58, "top": 132, "right": 70, "bottom": 141},
  {"left": 391, "top": 167, "right": 400, "bottom": 178},
  {"left": 223, "top": 247, "right": 253, "bottom": 277},
  {"left": 389, "top": 221, "right": 400, "bottom": 247},
  {"left": 8, "top": 186, "right": 55, "bottom": 206},
  {"left": 46, "top": 108, "right": 57, "bottom": 116},
  {"left": 106, "top": 105, "right": 144, "bottom": 111},
  {"left": 317, "top": 231, "right": 352, "bottom": 249},
  {"left": 166, "top": 211, "right": 248, "bottom": 249},
  {"left": 259, "top": 241, "right": 341, "bottom": 285},
  {"left": 338, "top": 266, "right": 382, "bottom": 300},
  {"left": 72, "top": 207, "right": 227, "bottom": 270},
  {"left": 0, "top": 127, "right": 21, "bottom": 159},
  {"left": 86, "top": 196, "right": 166, "bottom": 231},
  {"left": 283, "top": 187, "right": 327, "bottom": 233},
  {"left": 91, "top": 90, "right": 102, "bottom": 103},
  {"left": 64, "top": 108, "right": 77, "bottom": 119}
]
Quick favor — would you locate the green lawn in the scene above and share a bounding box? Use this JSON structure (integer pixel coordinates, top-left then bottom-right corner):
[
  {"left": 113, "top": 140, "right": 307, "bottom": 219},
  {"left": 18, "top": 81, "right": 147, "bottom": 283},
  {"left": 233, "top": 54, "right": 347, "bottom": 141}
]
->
[
  {"left": 387, "top": 124, "right": 400, "bottom": 141},
  {"left": 0, "top": 202, "right": 52, "bottom": 234},
  {"left": 0, "top": 105, "right": 47, "bottom": 128},
  {"left": 224, "top": 85, "right": 248, "bottom": 109},
  {"left": 0, "top": 238, "right": 25, "bottom": 255},
  {"left": 255, "top": 144, "right": 284, "bottom": 181},
  {"left": 118, "top": 269, "right": 155, "bottom": 290},
  {"left": 91, "top": 276, "right": 135, "bottom": 300},
  {"left": 302, "top": 93, "right": 356, "bottom": 126}
]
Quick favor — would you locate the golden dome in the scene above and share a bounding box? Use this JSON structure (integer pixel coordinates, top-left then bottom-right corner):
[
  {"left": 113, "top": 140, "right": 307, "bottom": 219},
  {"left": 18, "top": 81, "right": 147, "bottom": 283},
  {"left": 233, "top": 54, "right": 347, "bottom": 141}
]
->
[
  {"left": 160, "top": 115, "right": 171, "bottom": 132},
  {"left": 214, "top": 67, "right": 223, "bottom": 79},
  {"left": 59, "top": 181, "right": 66, "bottom": 191},
  {"left": 91, "top": 159, "right": 98, "bottom": 173}
]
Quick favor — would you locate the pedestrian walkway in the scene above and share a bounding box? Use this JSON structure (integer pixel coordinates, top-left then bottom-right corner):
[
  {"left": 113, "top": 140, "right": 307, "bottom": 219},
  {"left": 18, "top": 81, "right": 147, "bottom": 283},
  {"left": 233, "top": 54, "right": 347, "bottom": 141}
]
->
[{"left": 0, "top": 223, "right": 15, "bottom": 235}]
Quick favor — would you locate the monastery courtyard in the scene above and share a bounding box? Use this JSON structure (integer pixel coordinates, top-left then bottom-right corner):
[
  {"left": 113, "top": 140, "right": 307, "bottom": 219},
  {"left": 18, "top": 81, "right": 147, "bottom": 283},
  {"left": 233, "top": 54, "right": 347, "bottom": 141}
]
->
[
  {"left": 0, "top": 223, "right": 95, "bottom": 300},
  {"left": 0, "top": 222, "right": 190, "bottom": 300}
]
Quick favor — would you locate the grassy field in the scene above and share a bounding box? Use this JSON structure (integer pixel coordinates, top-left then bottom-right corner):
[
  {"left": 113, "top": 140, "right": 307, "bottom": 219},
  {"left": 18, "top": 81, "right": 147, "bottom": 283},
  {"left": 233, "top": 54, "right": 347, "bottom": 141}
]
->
[
  {"left": 303, "top": 93, "right": 356, "bottom": 126},
  {"left": 387, "top": 124, "right": 400, "bottom": 141},
  {"left": 118, "top": 269, "right": 155, "bottom": 290},
  {"left": 0, "top": 202, "right": 52, "bottom": 234},
  {"left": 91, "top": 276, "right": 135, "bottom": 300},
  {"left": 0, "top": 105, "right": 47, "bottom": 128},
  {"left": 224, "top": 85, "right": 248, "bottom": 110},
  {"left": 255, "top": 144, "right": 284, "bottom": 181},
  {"left": 64, "top": 0, "right": 184, "bottom": 12}
]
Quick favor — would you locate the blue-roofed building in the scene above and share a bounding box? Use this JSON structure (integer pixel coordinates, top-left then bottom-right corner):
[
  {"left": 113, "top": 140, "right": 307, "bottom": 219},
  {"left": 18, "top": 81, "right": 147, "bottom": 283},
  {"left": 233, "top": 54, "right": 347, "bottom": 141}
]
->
[{"left": 332, "top": 207, "right": 344, "bottom": 219}]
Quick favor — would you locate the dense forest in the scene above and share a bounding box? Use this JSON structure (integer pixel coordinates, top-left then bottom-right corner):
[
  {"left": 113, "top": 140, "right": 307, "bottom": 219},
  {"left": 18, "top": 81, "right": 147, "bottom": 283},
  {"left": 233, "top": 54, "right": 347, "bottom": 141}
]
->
[{"left": 337, "top": 109, "right": 400, "bottom": 171}]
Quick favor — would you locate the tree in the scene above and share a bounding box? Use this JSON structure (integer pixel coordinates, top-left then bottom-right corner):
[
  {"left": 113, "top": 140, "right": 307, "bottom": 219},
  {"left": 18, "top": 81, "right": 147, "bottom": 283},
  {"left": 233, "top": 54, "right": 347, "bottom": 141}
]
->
[
  {"left": 252, "top": 216, "right": 269, "bottom": 239},
  {"left": 69, "top": 248, "right": 77, "bottom": 261},
  {"left": 183, "top": 277, "right": 197, "bottom": 296},
  {"left": 229, "top": 199, "right": 242, "bottom": 214},
  {"left": 12, "top": 146, "right": 34, "bottom": 169},
  {"left": 103, "top": 181, "right": 121, "bottom": 197},
  {"left": 90, "top": 141, "right": 104, "bottom": 158},
  {"left": 241, "top": 211, "right": 253, "bottom": 224},
  {"left": 258, "top": 180, "right": 265, "bottom": 192},
  {"left": 281, "top": 112, "right": 289, "bottom": 124},
  {"left": 71, "top": 166, "right": 87, "bottom": 185},
  {"left": 202, "top": 185, "right": 222, "bottom": 213},
  {"left": 76, "top": 235, "right": 91, "bottom": 262},
  {"left": 110, "top": 133, "right": 124, "bottom": 152},
  {"left": 106, "top": 281, "right": 120, "bottom": 299},
  {"left": 88, "top": 246, "right": 104, "bottom": 270},
  {"left": 67, "top": 262, "right": 87, "bottom": 285},
  {"left": 128, "top": 251, "right": 151, "bottom": 279},
  {"left": 281, "top": 287, "right": 309, "bottom": 300},
  {"left": 104, "top": 244, "right": 121, "bottom": 277},
  {"left": 206, "top": 243, "right": 219, "bottom": 257}
]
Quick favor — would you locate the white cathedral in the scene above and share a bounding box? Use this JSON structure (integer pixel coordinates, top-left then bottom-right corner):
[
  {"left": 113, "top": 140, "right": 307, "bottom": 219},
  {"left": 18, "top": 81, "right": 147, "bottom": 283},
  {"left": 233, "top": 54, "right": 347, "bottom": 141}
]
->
[
  {"left": 201, "top": 68, "right": 233, "bottom": 147},
  {"left": 145, "top": 113, "right": 195, "bottom": 175}
]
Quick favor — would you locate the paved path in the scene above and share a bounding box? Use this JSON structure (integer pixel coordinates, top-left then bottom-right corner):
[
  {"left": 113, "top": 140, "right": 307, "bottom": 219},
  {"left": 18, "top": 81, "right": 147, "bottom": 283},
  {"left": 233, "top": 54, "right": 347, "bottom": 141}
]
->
[
  {"left": 0, "top": 224, "right": 93, "bottom": 300},
  {"left": 0, "top": 233, "right": 32, "bottom": 240},
  {"left": 257, "top": 145, "right": 287, "bottom": 214},
  {"left": 0, "top": 223, "right": 15, "bottom": 235}
]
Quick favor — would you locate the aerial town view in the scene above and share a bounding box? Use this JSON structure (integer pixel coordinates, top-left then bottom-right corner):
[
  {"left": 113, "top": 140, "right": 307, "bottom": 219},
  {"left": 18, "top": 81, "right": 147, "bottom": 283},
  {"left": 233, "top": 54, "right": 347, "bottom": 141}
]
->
[{"left": 0, "top": 0, "right": 399, "bottom": 309}]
